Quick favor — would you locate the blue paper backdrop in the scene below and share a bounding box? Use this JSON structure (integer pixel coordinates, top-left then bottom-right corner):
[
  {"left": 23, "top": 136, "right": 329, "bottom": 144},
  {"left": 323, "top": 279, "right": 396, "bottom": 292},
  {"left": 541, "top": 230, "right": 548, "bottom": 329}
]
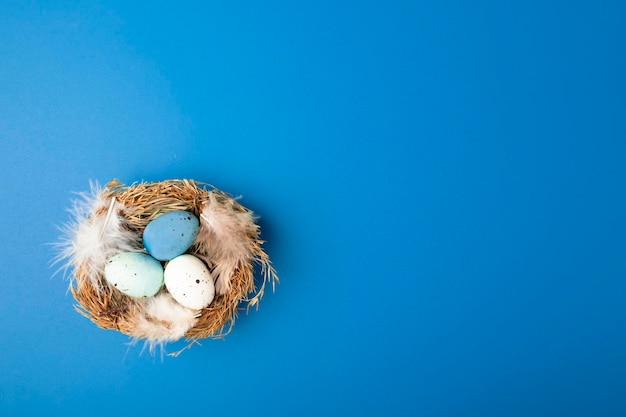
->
[{"left": 1, "top": 1, "right": 625, "bottom": 416}]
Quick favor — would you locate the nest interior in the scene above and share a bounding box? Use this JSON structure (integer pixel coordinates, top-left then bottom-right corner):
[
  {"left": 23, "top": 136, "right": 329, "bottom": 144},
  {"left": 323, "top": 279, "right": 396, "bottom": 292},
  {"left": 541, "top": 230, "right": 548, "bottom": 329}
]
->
[{"left": 70, "top": 179, "right": 277, "bottom": 342}]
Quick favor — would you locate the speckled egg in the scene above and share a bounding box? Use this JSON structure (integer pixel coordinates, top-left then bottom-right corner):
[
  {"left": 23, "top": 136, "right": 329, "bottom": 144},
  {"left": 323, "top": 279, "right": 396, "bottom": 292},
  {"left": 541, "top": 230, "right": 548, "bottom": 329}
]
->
[
  {"left": 142, "top": 210, "right": 200, "bottom": 261},
  {"left": 104, "top": 252, "right": 164, "bottom": 298},
  {"left": 164, "top": 254, "right": 215, "bottom": 310}
]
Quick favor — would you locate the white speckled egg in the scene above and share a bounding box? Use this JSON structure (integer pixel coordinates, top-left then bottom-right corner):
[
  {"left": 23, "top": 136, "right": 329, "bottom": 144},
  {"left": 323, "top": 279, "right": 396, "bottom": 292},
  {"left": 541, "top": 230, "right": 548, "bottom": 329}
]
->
[
  {"left": 164, "top": 254, "right": 215, "bottom": 310},
  {"left": 104, "top": 252, "right": 164, "bottom": 298}
]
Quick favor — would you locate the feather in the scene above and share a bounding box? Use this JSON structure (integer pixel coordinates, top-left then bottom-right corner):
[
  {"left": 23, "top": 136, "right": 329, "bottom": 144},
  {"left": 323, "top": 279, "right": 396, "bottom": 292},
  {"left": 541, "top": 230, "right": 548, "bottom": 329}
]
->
[
  {"left": 53, "top": 181, "right": 142, "bottom": 290},
  {"left": 197, "top": 193, "right": 256, "bottom": 295},
  {"left": 133, "top": 292, "right": 199, "bottom": 354}
]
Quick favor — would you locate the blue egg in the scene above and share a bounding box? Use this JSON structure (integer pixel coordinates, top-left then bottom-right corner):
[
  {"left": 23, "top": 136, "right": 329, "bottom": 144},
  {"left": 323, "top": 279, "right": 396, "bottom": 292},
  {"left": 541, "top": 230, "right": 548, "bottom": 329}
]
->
[{"left": 142, "top": 210, "right": 200, "bottom": 261}]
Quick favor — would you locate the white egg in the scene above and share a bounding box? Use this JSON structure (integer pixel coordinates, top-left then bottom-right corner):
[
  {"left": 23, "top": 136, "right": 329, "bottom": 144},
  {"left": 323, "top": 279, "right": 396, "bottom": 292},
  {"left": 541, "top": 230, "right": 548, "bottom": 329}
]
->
[
  {"left": 164, "top": 254, "right": 215, "bottom": 310},
  {"left": 104, "top": 252, "right": 164, "bottom": 298}
]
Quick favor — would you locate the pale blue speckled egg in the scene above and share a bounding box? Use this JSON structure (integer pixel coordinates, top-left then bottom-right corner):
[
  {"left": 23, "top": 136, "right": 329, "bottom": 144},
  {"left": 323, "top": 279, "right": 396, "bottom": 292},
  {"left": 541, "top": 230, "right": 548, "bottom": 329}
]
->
[
  {"left": 142, "top": 210, "right": 200, "bottom": 261},
  {"left": 104, "top": 252, "right": 164, "bottom": 298}
]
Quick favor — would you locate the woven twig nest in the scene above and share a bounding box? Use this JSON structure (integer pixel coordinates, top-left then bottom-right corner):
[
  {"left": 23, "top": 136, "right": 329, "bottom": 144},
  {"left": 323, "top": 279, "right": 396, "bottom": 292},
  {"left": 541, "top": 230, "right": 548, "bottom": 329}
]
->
[{"left": 56, "top": 179, "right": 277, "bottom": 354}]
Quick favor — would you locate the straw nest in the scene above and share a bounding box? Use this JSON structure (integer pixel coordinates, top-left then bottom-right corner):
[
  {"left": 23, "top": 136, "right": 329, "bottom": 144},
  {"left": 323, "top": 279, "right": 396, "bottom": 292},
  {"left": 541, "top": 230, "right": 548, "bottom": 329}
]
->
[{"left": 59, "top": 179, "right": 277, "bottom": 354}]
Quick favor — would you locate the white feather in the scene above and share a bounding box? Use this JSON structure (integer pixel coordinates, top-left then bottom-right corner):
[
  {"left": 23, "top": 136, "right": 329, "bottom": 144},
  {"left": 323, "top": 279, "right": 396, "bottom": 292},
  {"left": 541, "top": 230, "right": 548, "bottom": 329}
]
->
[
  {"left": 198, "top": 193, "right": 256, "bottom": 295},
  {"left": 53, "top": 182, "right": 142, "bottom": 289},
  {"left": 133, "top": 292, "right": 199, "bottom": 354}
]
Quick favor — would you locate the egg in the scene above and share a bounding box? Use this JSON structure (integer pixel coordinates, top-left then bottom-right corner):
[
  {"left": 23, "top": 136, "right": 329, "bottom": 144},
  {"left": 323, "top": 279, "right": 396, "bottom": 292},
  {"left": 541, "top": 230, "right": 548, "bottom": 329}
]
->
[
  {"left": 142, "top": 210, "right": 200, "bottom": 261},
  {"left": 164, "top": 254, "right": 215, "bottom": 310},
  {"left": 104, "top": 252, "right": 164, "bottom": 298}
]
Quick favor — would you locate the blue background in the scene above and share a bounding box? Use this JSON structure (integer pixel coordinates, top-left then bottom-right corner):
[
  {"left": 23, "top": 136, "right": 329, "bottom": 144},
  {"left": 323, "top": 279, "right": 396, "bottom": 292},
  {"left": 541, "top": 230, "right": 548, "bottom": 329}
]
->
[{"left": 1, "top": 1, "right": 625, "bottom": 416}]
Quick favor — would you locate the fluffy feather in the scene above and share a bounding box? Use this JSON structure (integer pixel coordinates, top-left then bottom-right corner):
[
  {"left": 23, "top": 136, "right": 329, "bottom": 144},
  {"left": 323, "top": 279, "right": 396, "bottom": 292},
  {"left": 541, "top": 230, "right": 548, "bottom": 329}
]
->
[
  {"left": 133, "top": 292, "right": 199, "bottom": 354},
  {"left": 197, "top": 193, "right": 256, "bottom": 295},
  {"left": 53, "top": 182, "right": 142, "bottom": 289}
]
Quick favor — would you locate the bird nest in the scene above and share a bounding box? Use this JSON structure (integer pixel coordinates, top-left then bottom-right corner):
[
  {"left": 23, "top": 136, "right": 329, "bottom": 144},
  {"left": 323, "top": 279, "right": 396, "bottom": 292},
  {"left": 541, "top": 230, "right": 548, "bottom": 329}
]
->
[{"left": 55, "top": 179, "right": 277, "bottom": 355}]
